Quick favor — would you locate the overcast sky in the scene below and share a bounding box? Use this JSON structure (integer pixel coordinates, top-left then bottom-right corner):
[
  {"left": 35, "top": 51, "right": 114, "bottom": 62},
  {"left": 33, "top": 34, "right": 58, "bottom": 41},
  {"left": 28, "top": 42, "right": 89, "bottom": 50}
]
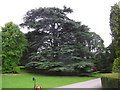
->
[{"left": 0, "top": 0, "right": 120, "bottom": 47}]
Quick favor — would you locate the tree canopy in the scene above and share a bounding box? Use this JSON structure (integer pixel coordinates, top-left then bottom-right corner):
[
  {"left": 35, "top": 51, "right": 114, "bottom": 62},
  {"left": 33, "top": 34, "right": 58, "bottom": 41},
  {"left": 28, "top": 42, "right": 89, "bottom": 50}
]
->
[
  {"left": 21, "top": 6, "right": 104, "bottom": 75},
  {"left": 2, "top": 22, "right": 28, "bottom": 73},
  {"left": 110, "top": 4, "right": 120, "bottom": 73}
]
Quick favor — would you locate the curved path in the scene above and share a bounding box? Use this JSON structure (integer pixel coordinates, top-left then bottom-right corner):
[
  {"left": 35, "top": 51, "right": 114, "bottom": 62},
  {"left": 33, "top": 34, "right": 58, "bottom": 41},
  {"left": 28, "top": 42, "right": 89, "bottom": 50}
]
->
[
  {"left": 47, "top": 78, "right": 102, "bottom": 90},
  {"left": 57, "top": 78, "right": 102, "bottom": 88}
]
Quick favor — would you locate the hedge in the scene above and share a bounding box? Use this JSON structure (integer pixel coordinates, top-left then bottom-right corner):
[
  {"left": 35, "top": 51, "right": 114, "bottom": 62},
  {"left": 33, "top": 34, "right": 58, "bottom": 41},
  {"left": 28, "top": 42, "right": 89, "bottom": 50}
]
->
[{"left": 101, "top": 73, "right": 120, "bottom": 89}]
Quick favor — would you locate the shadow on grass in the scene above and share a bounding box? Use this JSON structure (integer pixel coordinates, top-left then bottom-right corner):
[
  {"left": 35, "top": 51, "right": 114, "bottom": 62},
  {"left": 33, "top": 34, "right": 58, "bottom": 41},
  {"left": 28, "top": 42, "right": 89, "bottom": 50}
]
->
[{"left": 24, "top": 69, "right": 100, "bottom": 78}]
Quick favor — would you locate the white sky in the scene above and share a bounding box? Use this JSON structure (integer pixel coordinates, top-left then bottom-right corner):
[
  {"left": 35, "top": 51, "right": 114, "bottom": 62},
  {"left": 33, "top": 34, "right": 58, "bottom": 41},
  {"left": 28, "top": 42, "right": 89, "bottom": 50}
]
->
[{"left": 0, "top": 0, "right": 120, "bottom": 47}]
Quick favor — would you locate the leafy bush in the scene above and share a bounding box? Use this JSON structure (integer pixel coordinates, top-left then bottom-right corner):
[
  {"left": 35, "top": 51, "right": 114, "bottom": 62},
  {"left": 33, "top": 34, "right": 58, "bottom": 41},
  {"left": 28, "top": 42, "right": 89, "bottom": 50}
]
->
[
  {"left": 101, "top": 73, "right": 120, "bottom": 89},
  {"left": 112, "top": 57, "right": 120, "bottom": 73},
  {"left": 2, "top": 22, "right": 28, "bottom": 73}
]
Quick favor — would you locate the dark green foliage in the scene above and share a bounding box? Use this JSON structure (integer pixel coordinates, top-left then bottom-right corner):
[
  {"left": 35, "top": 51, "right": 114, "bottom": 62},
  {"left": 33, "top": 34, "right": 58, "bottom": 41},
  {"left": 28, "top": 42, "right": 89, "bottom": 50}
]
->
[
  {"left": 95, "top": 38, "right": 118, "bottom": 73},
  {"left": 25, "top": 61, "right": 94, "bottom": 75},
  {"left": 101, "top": 74, "right": 120, "bottom": 89},
  {"left": 25, "top": 61, "right": 63, "bottom": 70},
  {"left": 21, "top": 7, "right": 104, "bottom": 75},
  {"left": 110, "top": 4, "right": 120, "bottom": 73},
  {"left": 94, "top": 43, "right": 116, "bottom": 73},
  {"left": 2, "top": 22, "right": 28, "bottom": 73},
  {"left": 71, "top": 61, "right": 95, "bottom": 75}
]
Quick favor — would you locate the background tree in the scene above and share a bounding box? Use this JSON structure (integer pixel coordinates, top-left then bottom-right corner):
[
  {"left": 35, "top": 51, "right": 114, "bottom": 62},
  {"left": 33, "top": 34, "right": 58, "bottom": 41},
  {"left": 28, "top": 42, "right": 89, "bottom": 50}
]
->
[
  {"left": 94, "top": 43, "right": 116, "bottom": 73},
  {"left": 21, "top": 7, "right": 104, "bottom": 75},
  {"left": 110, "top": 4, "right": 120, "bottom": 73},
  {"left": 2, "top": 22, "right": 28, "bottom": 73}
]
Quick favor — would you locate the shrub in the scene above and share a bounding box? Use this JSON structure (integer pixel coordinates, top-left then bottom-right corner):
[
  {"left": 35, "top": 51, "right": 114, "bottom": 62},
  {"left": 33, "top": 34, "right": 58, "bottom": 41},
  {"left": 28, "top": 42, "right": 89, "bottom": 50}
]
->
[
  {"left": 112, "top": 57, "right": 120, "bottom": 73},
  {"left": 101, "top": 73, "right": 120, "bottom": 89}
]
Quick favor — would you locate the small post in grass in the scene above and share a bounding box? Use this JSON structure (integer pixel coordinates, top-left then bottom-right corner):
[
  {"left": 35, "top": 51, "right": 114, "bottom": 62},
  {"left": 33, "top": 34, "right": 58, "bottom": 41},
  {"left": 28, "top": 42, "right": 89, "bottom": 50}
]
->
[{"left": 32, "top": 77, "right": 36, "bottom": 90}]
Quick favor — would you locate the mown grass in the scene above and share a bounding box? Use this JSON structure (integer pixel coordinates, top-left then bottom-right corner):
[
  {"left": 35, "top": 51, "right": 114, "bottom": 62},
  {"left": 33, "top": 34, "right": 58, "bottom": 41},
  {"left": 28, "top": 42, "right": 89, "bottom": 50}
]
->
[
  {"left": 0, "top": 73, "right": 2, "bottom": 89},
  {"left": 2, "top": 70, "right": 98, "bottom": 88}
]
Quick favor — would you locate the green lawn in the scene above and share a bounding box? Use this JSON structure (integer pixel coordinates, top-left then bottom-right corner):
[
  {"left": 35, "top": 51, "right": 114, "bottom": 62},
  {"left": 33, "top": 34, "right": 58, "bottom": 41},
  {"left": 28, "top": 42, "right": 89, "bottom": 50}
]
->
[
  {"left": 2, "top": 71, "right": 98, "bottom": 88},
  {"left": 0, "top": 74, "right": 2, "bottom": 90}
]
